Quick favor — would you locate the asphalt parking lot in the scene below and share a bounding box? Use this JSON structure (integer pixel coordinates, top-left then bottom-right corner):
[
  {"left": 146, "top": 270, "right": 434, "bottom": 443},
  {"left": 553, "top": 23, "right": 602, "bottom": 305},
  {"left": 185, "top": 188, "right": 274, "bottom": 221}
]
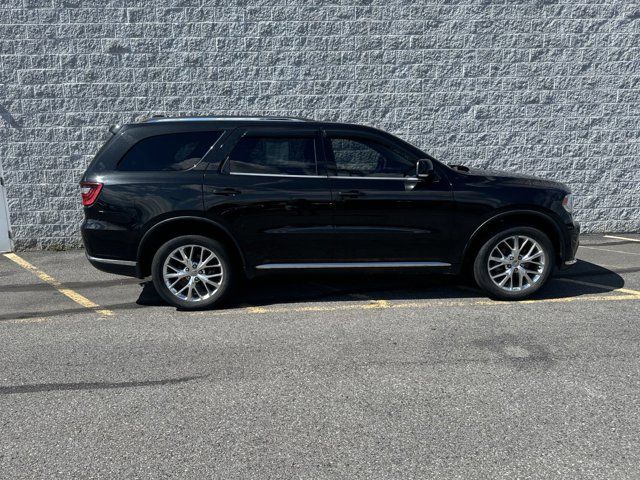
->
[{"left": 1, "top": 234, "right": 640, "bottom": 478}]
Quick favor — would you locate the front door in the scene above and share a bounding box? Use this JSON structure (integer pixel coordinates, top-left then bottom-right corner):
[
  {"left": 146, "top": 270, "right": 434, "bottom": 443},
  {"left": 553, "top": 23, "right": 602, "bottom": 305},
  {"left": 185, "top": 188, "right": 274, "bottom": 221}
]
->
[
  {"left": 203, "top": 127, "right": 333, "bottom": 267},
  {"left": 324, "top": 129, "right": 455, "bottom": 264}
]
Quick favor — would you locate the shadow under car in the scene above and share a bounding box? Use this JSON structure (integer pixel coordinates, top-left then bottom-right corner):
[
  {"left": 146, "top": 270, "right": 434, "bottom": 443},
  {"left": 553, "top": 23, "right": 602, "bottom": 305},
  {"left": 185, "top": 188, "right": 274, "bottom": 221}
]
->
[{"left": 135, "top": 260, "right": 626, "bottom": 310}]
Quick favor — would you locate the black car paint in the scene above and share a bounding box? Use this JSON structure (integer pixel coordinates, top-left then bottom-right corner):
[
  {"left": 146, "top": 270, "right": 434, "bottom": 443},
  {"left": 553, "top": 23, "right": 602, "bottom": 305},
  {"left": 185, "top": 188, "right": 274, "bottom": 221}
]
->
[
  {"left": 202, "top": 126, "right": 335, "bottom": 266},
  {"left": 450, "top": 168, "right": 577, "bottom": 262},
  {"left": 81, "top": 118, "right": 579, "bottom": 279}
]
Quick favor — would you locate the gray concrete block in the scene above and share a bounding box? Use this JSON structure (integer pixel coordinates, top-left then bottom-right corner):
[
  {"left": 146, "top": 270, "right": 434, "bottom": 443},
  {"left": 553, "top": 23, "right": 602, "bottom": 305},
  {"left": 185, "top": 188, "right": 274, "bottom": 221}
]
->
[{"left": 1, "top": 0, "right": 639, "bottom": 250}]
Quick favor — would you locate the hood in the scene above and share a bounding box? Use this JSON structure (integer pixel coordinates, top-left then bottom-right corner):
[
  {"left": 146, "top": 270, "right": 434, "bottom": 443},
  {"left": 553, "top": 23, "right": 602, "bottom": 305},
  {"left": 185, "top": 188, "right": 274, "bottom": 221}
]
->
[{"left": 451, "top": 165, "right": 570, "bottom": 192}]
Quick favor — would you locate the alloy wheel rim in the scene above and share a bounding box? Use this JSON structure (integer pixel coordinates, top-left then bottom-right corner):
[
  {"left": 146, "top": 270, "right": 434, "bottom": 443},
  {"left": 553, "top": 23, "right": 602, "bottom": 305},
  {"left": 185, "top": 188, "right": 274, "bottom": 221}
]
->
[
  {"left": 162, "top": 244, "right": 223, "bottom": 302},
  {"left": 487, "top": 235, "right": 546, "bottom": 292}
]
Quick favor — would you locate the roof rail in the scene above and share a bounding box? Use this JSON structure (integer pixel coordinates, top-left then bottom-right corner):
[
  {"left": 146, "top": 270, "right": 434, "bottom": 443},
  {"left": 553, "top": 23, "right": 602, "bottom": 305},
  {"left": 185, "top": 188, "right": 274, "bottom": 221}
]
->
[{"left": 142, "top": 115, "right": 312, "bottom": 123}]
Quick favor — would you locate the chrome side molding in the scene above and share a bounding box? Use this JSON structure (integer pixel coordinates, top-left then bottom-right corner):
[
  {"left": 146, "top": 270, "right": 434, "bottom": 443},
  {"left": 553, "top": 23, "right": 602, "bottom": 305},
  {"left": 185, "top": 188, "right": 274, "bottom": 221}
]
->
[
  {"left": 86, "top": 254, "right": 137, "bottom": 267},
  {"left": 255, "top": 261, "right": 451, "bottom": 270}
]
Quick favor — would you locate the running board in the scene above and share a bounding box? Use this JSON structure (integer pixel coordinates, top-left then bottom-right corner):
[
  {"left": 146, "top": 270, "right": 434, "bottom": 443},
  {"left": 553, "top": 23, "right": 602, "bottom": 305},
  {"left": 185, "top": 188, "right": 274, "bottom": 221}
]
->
[{"left": 255, "top": 261, "right": 451, "bottom": 270}]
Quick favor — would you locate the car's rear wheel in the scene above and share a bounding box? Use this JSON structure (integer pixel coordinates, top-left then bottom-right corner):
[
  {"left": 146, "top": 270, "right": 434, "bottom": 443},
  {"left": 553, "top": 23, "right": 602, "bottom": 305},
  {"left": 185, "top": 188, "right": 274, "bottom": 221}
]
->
[
  {"left": 473, "top": 227, "right": 554, "bottom": 300},
  {"left": 151, "top": 235, "right": 234, "bottom": 310}
]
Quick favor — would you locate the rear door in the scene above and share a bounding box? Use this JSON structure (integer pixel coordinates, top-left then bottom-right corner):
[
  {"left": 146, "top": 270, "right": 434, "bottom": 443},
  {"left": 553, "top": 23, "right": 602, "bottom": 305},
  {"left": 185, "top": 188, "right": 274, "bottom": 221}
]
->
[
  {"left": 323, "top": 128, "right": 455, "bottom": 264},
  {"left": 203, "top": 127, "right": 333, "bottom": 267}
]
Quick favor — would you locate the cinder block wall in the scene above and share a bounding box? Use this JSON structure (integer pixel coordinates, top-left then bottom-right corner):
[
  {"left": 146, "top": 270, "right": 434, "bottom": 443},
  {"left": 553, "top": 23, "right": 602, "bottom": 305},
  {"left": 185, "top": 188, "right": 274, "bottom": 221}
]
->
[{"left": 1, "top": 1, "right": 639, "bottom": 249}]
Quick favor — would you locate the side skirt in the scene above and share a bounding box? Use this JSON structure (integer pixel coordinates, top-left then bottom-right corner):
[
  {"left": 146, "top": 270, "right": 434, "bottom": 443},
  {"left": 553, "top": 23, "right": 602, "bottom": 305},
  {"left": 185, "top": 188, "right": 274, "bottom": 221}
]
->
[{"left": 255, "top": 261, "right": 451, "bottom": 270}]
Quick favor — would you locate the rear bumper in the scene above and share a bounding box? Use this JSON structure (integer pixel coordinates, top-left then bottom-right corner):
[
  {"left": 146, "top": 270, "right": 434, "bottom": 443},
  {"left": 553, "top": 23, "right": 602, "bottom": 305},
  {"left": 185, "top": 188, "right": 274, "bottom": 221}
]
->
[
  {"left": 82, "top": 218, "right": 141, "bottom": 277},
  {"left": 85, "top": 253, "right": 139, "bottom": 277}
]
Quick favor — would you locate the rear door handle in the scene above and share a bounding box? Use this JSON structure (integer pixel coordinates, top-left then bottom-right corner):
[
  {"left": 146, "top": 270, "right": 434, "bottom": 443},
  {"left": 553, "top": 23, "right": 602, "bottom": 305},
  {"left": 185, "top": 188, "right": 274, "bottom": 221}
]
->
[
  {"left": 338, "top": 190, "right": 365, "bottom": 199},
  {"left": 212, "top": 187, "right": 241, "bottom": 196}
]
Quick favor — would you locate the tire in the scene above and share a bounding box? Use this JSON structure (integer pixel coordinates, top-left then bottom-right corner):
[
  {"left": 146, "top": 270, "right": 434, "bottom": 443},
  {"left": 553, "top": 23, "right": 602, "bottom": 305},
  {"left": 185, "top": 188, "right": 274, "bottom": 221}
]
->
[
  {"left": 473, "top": 227, "right": 555, "bottom": 300},
  {"left": 151, "top": 235, "right": 235, "bottom": 310}
]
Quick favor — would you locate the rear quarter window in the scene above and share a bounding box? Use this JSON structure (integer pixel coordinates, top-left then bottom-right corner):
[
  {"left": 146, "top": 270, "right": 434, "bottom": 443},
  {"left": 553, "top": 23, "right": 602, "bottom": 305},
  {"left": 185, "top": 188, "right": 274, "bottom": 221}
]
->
[{"left": 117, "top": 131, "right": 222, "bottom": 171}]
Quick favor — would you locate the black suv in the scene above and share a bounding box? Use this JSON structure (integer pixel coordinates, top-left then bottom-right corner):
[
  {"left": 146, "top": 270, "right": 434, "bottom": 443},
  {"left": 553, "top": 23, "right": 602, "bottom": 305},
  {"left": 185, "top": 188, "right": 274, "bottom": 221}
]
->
[{"left": 81, "top": 116, "right": 579, "bottom": 309}]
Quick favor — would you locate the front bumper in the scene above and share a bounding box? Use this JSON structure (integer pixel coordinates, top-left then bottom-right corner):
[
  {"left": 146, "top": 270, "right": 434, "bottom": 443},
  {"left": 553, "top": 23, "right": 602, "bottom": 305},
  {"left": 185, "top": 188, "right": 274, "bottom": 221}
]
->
[{"left": 561, "top": 221, "right": 580, "bottom": 268}]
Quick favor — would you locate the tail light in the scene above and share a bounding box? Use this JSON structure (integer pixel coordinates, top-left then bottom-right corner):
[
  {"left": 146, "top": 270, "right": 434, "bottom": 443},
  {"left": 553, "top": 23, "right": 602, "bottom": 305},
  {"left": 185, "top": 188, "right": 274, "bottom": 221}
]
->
[{"left": 80, "top": 182, "right": 103, "bottom": 207}]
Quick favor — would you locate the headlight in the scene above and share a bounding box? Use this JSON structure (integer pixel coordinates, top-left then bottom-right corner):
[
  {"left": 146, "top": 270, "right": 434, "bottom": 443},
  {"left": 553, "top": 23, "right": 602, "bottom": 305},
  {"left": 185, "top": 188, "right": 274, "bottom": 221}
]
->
[{"left": 562, "top": 194, "right": 573, "bottom": 213}]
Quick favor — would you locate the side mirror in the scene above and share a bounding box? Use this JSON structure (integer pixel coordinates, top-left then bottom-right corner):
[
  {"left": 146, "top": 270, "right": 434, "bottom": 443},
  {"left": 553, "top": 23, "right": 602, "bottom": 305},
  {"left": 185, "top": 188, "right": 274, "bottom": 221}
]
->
[{"left": 416, "top": 159, "right": 434, "bottom": 180}]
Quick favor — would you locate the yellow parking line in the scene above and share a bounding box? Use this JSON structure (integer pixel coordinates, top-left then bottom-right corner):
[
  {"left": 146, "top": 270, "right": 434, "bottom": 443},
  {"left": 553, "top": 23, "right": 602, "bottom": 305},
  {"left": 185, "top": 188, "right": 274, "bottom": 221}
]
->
[
  {"left": 364, "top": 299, "right": 391, "bottom": 308},
  {"left": 3, "top": 248, "right": 638, "bottom": 323},
  {"left": 344, "top": 291, "right": 391, "bottom": 309},
  {"left": 604, "top": 235, "right": 640, "bottom": 243},
  {"left": 3, "top": 279, "right": 638, "bottom": 324},
  {"left": 3, "top": 253, "right": 113, "bottom": 316},
  {"left": 580, "top": 246, "right": 640, "bottom": 256},
  {"left": 200, "top": 290, "right": 640, "bottom": 317},
  {"left": 503, "top": 294, "right": 638, "bottom": 305},
  {"left": 247, "top": 306, "right": 269, "bottom": 314}
]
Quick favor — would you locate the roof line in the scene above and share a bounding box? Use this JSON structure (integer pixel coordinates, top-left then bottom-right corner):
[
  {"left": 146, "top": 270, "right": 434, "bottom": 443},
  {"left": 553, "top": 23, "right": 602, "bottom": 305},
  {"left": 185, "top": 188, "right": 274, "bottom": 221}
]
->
[{"left": 143, "top": 115, "right": 313, "bottom": 123}]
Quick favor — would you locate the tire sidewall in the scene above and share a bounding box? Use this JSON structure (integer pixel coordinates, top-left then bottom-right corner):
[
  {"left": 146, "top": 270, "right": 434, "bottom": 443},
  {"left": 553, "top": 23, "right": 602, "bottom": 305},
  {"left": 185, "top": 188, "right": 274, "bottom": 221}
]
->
[
  {"left": 151, "top": 235, "right": 234, "bottom": 310},
  {"left": 473, "top": 227, "right": 555, "bottom": 300}
]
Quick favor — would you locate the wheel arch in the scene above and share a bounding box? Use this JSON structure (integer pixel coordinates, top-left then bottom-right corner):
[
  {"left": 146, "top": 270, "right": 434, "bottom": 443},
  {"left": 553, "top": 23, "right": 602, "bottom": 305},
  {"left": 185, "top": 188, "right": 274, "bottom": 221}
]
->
[
  {"left": 136, "top": 216, "right": 246, "bottom": 278},
  {"left": 461, "top": 209, "right": 564, "bottom": 271}
]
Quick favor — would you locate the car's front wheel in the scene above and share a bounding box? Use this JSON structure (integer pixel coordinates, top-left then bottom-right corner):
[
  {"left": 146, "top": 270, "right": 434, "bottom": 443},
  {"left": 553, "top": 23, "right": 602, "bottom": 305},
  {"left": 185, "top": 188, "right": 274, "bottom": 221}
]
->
[
  {"left": 151, "top": 235, "right": 234, "bottom": 310},
  {"left": 473, "top": 227, "right": 554, "bottom": 300}
]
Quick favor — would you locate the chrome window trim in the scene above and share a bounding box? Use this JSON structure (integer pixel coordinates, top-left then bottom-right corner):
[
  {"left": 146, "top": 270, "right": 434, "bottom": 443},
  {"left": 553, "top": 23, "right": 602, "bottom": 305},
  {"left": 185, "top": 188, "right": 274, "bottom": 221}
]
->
[
  {"left": 86, "top": 254, "right": 137, "bottom": 267},
  {"left": 229, "top": 172, "right": 326, "bottom": 179},
  {"left": 228, "top": 172, "right": 418, "bottom": 180},
  {"left": 256, "top": 261, "right": 451, "bottom": 270}
]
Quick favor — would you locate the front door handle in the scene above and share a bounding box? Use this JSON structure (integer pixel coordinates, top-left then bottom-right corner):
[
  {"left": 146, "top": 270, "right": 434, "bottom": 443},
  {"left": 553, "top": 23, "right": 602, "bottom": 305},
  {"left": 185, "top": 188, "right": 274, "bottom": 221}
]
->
[
  {"left": 338, "top": 190, "right": 365, "bottom": 199},
  {"left": 212, "top": 187, "right": 241, "bottom": 196}
]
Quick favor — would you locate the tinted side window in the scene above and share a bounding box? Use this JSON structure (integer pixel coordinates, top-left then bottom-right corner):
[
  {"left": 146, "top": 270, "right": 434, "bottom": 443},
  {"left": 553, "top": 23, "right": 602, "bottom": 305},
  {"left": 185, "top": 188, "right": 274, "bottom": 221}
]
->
[
  {"left": 329, "top": 137, "right": 415, "bottom": 178},
  {"left": 228, "top": 136, "right": 317, "bottom": 175},
  {"left": 118, "top": 131, "right": 222, "bottom": 171}
]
